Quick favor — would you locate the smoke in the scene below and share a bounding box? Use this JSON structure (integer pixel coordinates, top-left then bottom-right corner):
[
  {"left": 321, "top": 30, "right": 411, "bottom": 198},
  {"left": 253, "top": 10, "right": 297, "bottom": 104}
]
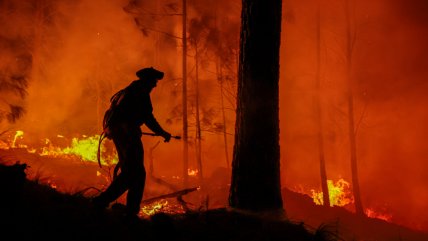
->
[
  {"left": 0, "top": 1, "right": 33, "bottom": 128},
  {"left": 281, "top": 0, "right": 428, "bottom": 231},
  {"left": 1, "top": 0, "right": 427, "bottom": 232},
  {"left": 0, "top": 0, "right": 240, "bottom": 179}
]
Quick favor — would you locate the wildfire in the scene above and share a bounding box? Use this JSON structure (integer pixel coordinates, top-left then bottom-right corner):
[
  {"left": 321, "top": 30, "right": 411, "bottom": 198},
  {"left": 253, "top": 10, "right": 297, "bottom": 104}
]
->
[
  {"left": 41, "top": 135, "right": 102, "bottom": 162},
  {"left": 46, "top": 179, "right": 58, "bottom": 189},
  {"left": 12, "top": 130, "right": 24, "bottom": 148},
  {"left": 141, "top": 200, "right": 169, "bottom": 216},
  {"left": 365, "top": 208, "right": 393, "bottom": 222},
  {"left": 188, "top": 168, "right": 199, "bottom": 176},
  {"left": 1, "top": 130, "right": 117, "bottom": 166},
  {"left": 311, "top": 178, "right": 354, "bottom": 207}
]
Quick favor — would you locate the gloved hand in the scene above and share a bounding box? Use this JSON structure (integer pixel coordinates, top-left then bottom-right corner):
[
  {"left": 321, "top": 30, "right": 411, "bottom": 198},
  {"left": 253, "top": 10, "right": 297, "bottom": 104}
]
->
[{"left": 163, "top": 132, "right": 172, "bottom": 142}]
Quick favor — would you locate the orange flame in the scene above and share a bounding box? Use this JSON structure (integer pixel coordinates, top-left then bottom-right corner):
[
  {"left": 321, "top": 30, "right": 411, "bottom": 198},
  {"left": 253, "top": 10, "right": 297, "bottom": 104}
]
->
[
  {"left": 2, "top": 131, "right": 117, "bottom": 166},
  {"left": 311, "top": 179, "right": 354, "bottom": 207},
  {"left": 365, "top": 208, "right": 393, "bottom": 222},
  {"left": 12, "top": 130, "right": 24, "bottom": 148},
  {"left": 187, "top": 168, "right": 199, "bottom": 176},
  {"left": 141, "top": 200, "right": 169, "bottom": 216}
]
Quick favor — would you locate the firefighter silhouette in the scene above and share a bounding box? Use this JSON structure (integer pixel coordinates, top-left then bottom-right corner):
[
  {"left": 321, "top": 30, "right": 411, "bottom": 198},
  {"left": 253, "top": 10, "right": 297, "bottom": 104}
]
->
[{"left": 93, "top": 67, "right": 172, "bottom": 217}]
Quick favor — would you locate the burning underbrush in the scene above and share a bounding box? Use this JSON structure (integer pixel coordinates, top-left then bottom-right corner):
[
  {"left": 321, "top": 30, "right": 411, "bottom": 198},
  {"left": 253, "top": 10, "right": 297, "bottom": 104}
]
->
[
  {"left": 291, "top": 178, "right": 394, "bottom": 224},
  {"left": 0, "top": 130, "right": 400, "bottom": 221},
  {"left": 0, "top": 130, "right": 223, "bottom": 217},
  {"left": 1, "top": 130, "right": 426, "bottom": 241},
  {"left": 0, "top": 160, "right": 331, "bottom": 241}
]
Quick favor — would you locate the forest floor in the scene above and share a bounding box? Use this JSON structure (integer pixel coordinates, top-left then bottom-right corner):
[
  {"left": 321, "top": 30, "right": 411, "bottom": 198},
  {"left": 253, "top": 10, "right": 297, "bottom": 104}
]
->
[
  {"left": 1, "top": 157, "right": 427, "bottom": 241},
  {"left": 0, "top": 161, "right": 332, "bottom": 241},
  {"left": 283, "top": 188, "right": 428, "bottom": 241}
]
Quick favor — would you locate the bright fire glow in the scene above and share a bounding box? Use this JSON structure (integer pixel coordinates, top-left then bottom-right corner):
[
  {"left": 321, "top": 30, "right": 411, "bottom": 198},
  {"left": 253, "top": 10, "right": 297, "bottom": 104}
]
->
[
  {"left": 12, "top": 130, "right": 24, "bottom": 148},
  {"left": 140, "top": 199, "right": 186, "bottom": 217},
  {"left": 42, "top": 135, "right": 100, "bottom": 162},
  {"left": 46, "top": 179, "right": 57, "bottom": 189},
  {"left": 141, "top": 200, "right": 169, "bottom": 216},
  {"left": 188, "top": 168, "right": 199, "bottom": 176},
  {"left": 2, "top": 130, "right": 117, "bottom": 166},
  {"left": 311, "top": 179, "right": 354, "bottom": 207}
]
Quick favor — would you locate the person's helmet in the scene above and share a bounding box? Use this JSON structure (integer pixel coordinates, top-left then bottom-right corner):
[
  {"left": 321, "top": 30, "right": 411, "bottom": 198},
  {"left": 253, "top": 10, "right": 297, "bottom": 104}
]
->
[{"left": 136, "top": 67, "right": 164, "bottom": 80}]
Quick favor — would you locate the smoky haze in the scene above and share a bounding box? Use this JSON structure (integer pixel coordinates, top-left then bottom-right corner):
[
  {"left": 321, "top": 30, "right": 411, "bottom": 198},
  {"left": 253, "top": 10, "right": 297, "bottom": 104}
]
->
[
  {"left": 0, "top": 0, "right": 427, "bottom": 232},
  {"left": 0, "top": 0, "right": 240, "bottom": 197},
  {"left": 282, "top": 0, "right": 428, "bottom": 231}
]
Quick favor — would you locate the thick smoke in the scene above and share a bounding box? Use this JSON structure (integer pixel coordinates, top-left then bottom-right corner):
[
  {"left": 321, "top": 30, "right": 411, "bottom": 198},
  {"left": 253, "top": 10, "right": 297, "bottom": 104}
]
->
[
  {"left": 0, "top": 0, "right": 239, "bottom": 181},
  {"left": 1, "top": 0, "right": 427, "bottom": 232},
  {"left": 281, "top": 0, "right": 428, "bottom": 231}
]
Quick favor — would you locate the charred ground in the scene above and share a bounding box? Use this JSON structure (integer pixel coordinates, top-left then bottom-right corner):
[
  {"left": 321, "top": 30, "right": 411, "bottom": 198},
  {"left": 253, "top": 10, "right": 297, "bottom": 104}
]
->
[
  {"left": 0, "top": 161, "right": 331, "bottom": 241},
  {"left": 1, "top": 160, "right": 428, "bottom": 241}
]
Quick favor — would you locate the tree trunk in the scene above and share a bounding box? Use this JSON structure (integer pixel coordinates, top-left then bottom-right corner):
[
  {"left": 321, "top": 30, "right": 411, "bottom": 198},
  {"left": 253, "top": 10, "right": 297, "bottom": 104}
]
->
[
  {"left": 229, "top": 0, "right": 283, "bottom": 211},
  {"left": 216, "top": 60, "right": 230, "bottom": 169},
  {"left": 182, "top": 0, "right": 189, "bottom": 188},
  {"left": 315, "top": 2, "right": 330, "bottom": 207},
  {"left": 148, "top": 141, "right": 160, "bottom": 176},
  {"left": 345, "top": 0, "right": 364, "bottom": 216},
  {"left": 194, "top": 43, "right": 203, "bottom": 184}
]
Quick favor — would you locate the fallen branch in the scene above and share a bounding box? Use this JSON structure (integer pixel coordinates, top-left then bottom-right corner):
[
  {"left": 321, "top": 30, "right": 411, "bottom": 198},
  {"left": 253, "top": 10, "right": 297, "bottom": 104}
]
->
[
  {"left": 141, "top": 187, "right": 199, "bottom": 205},
  {"left": 149, "top": 175, "right": 179, "bottom": 191}
]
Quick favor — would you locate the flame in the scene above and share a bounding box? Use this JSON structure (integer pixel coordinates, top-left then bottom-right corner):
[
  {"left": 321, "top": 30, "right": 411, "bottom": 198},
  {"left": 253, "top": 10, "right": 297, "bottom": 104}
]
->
[
  {"left": 39, "top": 135, "right": 118, "bottom": 165},
  {"left": 188, "top": 168, "right": 199, "bottom": 176},
  {"left": 2, "top": 131, "right": 117, "bottom": 166},
  {"left": 141, "top": 200, "right": 169, "bottom": 216},
  {"left": 48, "top": 181, "right": 58, "bottom": 189},
  {"left": 140, "top": 199, "right": 186, "bottom": 217},
  {"left": 366, "top": 208, "right": 393, "bottom": 222},
  {"left": 12, "top": 130, "right": 24, "bottom": 148},
  {"left": 12, "top": 131, "right": 24, "bottom": 148},
  {"left": 311, "top": 179, "right": 354, "bottom": 207},
  {"left": 62, "top": 136, "right": 101, "bottom": 162}
]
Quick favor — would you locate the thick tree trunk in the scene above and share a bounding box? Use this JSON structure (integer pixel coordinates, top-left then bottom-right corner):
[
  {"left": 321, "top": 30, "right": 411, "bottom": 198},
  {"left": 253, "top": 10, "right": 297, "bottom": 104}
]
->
[{"left": 229, "top": 0, "right": 283, "bottom": 211}]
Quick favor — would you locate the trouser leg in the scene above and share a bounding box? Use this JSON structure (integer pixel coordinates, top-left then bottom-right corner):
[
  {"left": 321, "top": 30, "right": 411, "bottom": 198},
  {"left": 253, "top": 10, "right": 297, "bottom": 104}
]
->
[
  {"left": 94, "top": 128, "right": 130, "bottom": 207},
  {"left": 96, "top": 125, "right": 145, "bottom": 215},
  {"left": 126, "top": 167, "right": 146, "bottom": 215},
  {"left": 94, "top": 173, "right": 130, "bottom": 206},
  {"left": 124, "top": 135, "right": 145, "bottom": 215}
]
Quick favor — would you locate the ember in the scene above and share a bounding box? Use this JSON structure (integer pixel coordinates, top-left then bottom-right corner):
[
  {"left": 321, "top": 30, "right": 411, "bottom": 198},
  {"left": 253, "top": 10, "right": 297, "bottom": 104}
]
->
[
  {"left": 140, "top": 200, "right": 185, "bottom": 217},
  {"left": 141, "top": 200, "right": 169, "bottom": 216}
]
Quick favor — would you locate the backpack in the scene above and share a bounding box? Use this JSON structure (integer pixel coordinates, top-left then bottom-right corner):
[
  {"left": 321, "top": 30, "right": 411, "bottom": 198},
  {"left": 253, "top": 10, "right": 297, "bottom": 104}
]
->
[
  {"left": 97, "top": 88, "right": 126, "bottom": 168},
  {"left": 102, "top": 89, "right": 126, "bottom": 138}
]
